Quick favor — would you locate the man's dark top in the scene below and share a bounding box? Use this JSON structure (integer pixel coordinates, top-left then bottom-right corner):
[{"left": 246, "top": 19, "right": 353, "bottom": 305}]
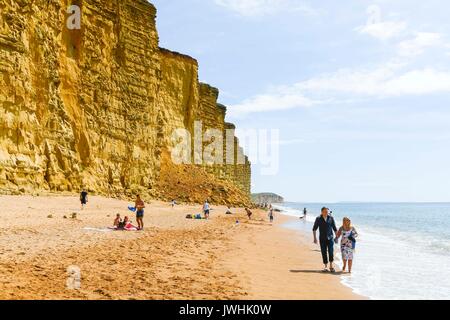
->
[
  {"left": 80, "top": 191, "right": 88, "bottom": 203},
  {"left": 313, "top": 215, "right": 337, "bottom": 241}
]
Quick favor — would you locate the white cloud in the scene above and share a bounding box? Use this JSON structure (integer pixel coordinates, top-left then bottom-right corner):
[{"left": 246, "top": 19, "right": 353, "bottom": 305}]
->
[
  {"left": 225, "top": 3, "right": 450, "bottom": 118},
  {"left": 227, "top": 92, "right": 315, "bottom": 117},
  {"left": 355, "top": 21, "right": 407, "bottom": 40},
  {"left": 214, "top": 0, "right": 316, "bottom": 17},
  {"left": 227, "top": 64, "right": 450, "bottom": 117},
  {"left": 397, "top": 32, "right": 444, "bottom": 56},
  {"left": 382, "top": 68, "right": 450, "bottom": 95},
  {"left": 297, "top": 63, "right": 450, "bottom": 97}
]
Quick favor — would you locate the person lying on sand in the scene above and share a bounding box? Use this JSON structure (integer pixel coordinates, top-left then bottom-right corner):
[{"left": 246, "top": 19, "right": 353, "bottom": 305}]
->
[{"left": 245, "top": 207, "right": 253, "bottom": 220}]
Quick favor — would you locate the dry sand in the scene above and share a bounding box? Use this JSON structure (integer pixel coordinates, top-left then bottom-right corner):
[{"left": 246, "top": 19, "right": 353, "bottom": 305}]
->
[{"left": 0, "top": 195, "right": 361, "bottom": 300}]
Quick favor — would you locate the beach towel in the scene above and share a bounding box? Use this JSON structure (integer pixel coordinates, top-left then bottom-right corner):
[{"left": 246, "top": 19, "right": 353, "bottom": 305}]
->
[
  {"left": 84, "top": 226, "right": 139, "bottom": 232},
  {"left": 83, "top": 227, "right": 113, "bottom": 233},
  {"left": 120, "top": 222, "right": 138, "bottom": 231}
]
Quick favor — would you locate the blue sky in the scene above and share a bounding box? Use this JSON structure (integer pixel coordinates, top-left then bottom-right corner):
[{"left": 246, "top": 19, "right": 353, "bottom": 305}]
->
[{"left": 151, "top": 0, "right": 450, "bottom": 202}]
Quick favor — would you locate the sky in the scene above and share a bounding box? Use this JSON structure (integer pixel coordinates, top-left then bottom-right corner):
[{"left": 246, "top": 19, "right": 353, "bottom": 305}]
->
[{"left": 151, "top": 0, "right": 450, "bottom": 202}]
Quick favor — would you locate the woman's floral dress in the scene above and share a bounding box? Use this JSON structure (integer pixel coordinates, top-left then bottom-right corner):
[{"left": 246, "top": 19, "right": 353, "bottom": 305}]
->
[{"left": 339, "top": 227, "right": 358, "bottom": 261}]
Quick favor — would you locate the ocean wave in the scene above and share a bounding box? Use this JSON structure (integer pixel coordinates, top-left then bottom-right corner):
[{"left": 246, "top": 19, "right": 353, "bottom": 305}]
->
[{"left": 276, "top": 202, "right": 450, "bottom": 300}]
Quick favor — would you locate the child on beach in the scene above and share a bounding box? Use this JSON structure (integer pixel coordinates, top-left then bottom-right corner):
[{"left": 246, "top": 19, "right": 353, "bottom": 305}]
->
[
  {"left": 268, "top": 208, "right": 274, "bottom": 223},
  {"left": 113, "top": 214, "right": 122, "bottom": 228},
  {"left": 335, "top": 217, "right": 358, "bottom": 273}
]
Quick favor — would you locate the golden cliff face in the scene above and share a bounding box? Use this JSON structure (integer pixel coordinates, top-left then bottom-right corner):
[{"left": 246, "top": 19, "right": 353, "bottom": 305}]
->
[{"left": 0, "top": 0, "right": 251, "bottom": 204}]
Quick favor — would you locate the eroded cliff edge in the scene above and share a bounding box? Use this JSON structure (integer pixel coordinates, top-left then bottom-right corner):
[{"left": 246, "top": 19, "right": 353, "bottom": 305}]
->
[{"left": 0, "top": 0, "right": 251, "bottom": 205}]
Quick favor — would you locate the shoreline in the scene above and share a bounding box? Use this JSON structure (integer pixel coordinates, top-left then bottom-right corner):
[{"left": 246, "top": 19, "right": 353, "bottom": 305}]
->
[
  {"left": 223, "top": 212, "right": 364, "bottom": 300},
  {"left": 279, "top": 213, "right": 366, "bottom": 299},
  {"left": 0, "top": 195, "right": 362, "bottom": 299}
]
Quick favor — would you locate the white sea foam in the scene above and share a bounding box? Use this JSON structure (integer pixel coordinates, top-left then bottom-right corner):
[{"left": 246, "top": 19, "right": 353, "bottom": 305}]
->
[
  {"left": 275, "top": 203, "right": 450, "bottom": 300},
  {"left": 272, "top": 204, "right": 316, "bottom": 223}
]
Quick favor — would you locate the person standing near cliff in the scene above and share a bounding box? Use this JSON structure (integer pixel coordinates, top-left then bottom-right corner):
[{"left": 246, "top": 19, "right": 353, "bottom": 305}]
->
[
  {"left": 313, "top": 207, "right": 338, "bottom": 272},
  {"left": 80, "top": 189, "right": 88, "bottom": 210},
  {"left": 203, "top": 200, "right": 210, "bottom": 219},
  {"left": 135, "top": 195, "right": 146, "bottom": 230}
]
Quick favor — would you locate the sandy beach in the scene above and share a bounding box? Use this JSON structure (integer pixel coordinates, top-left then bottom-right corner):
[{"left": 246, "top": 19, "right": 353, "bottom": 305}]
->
[{"left": 0, "top": 195, "right": 361, "bottom": 300}]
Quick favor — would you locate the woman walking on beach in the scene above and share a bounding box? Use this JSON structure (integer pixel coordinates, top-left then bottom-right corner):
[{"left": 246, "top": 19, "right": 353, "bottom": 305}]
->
[
  {"left": 135, "top": 195, "right": 146, "bottom": 230},
  {"left": 335, "top": 217, "right": 358, "bottom": 273}
]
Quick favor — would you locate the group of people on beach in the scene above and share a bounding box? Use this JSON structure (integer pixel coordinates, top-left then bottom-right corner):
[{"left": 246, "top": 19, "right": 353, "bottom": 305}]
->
[
  {"left": 113, "top": 195, "right": 146, "bottom": 230},
  {"left": 81, "top": 190, "right": 355, "bottom": 273},
  {"left": 80, "top": 190, "right": 146, "bottom": 231},
  {"left": 202, "top": 200, "right": 254, "bottom": 221},
  {"left": 313, "top": 207, "right": 358, "bottom": 273}
]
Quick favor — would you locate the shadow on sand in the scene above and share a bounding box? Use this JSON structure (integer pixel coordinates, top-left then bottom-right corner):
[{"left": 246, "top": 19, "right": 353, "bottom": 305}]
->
[{"left": 290, "top": 270, "right": 345, "bottom": 276}]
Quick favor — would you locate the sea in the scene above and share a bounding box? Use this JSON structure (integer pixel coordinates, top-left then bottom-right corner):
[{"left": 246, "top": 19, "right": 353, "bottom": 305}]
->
[{"left": 273, "top": 202, "right": 450, "bottom": 300}]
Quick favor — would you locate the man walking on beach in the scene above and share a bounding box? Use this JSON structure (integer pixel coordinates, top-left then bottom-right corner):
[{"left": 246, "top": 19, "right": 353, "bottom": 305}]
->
[
  {"left": 313, "top": 207, "right": 338, "bottom": 272},
  {"left": 80, "top": 189, "right": 88, "bottom": 210}
]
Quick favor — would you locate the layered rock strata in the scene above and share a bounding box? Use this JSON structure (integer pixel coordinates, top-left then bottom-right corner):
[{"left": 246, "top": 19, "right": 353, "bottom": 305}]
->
[{"left": 0, "top": 0, "right": 251, "bottom": 204}]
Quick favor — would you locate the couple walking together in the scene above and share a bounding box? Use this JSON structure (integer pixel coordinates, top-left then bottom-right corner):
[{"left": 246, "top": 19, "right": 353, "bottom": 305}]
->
[{"left": 313, "top": 207, "right": 358, "bottom": 273}]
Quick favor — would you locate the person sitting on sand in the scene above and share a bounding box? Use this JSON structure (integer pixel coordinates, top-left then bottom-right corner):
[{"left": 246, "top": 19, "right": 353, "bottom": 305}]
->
[
  {"left": 245, "top": 207, "right": 253, "bottom": 220},
  {"left": 134, "top": 195, "right": 146, "bottom": 230},
  {"left": 335, "top": 217, "right": 358, "bottom": 273},
  {"left": 123, "top": 216, "right": 138, "bottom": 231},
  {"left": 313, "top": 207, "right": 338, "bottom": 273},
  {"left": 113, "top": 214, "right": 122, "bottom": 228},
  {"left": 171, "top": 200, "right": 177, "bottom": 208},
  {"left": 203, "top": 200, "right": 210, "bottom": 219}
]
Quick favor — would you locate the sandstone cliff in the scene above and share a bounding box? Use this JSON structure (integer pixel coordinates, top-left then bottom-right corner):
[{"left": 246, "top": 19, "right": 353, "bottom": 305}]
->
[{"left": 0, "top": 0, "right": 251, "bottom": 205}]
